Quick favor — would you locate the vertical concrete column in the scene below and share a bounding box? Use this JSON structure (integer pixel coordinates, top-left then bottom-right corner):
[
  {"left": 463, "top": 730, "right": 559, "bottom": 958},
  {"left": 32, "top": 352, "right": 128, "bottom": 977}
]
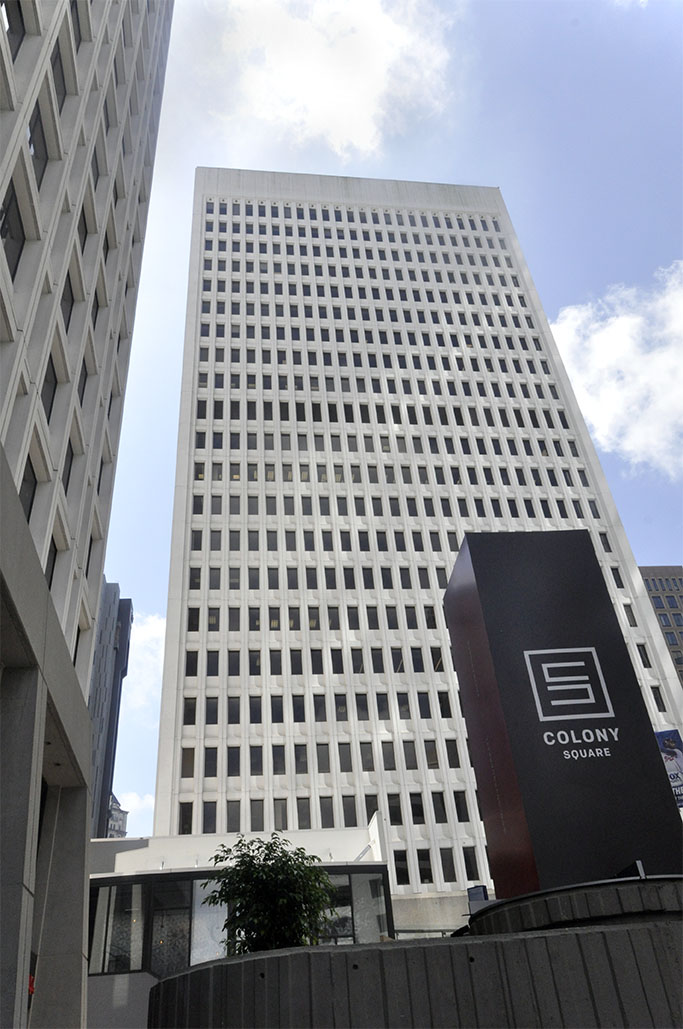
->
[
  {"left": 0, "top": 667, "right": 47, "bottom": 1029},
  {"left": 29, "top": 784, "right": 89, "bottom": 1029}
]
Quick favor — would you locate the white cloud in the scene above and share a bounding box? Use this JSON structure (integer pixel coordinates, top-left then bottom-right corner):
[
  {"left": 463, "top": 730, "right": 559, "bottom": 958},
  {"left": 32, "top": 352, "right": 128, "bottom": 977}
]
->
[
  {"left": 119, "top": 791, "right": 155, "bottom": 814},
  {"left": 120, "top": 612, "right": 166, "bottom": 720},
  {"left": 175, "top": 0, "right": 457, "bottom": 159},
  {"left": 551, "top": 260, "right": 683, "bottom": 480},
  {"left": 118, "top": 792, "right": 155, "bottom": 838}
]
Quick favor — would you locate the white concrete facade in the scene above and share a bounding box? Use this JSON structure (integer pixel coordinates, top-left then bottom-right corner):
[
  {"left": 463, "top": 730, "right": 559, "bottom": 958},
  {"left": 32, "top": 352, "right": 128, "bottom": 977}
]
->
[
  {"left": 154, "top": 168, "right": 682, "bottom": 925},
  {"left": 0, "top": 2, "right": 172, "bottom": 1024},
  {"left": 1, "top": 0, "right": 172, "bottom": 686}
]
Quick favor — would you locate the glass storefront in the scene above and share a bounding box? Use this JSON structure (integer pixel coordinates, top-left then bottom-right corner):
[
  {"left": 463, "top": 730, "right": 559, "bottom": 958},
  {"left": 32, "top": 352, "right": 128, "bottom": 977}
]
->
[{"left": 89, "top": 865, "right": 392, "bottom": 979}]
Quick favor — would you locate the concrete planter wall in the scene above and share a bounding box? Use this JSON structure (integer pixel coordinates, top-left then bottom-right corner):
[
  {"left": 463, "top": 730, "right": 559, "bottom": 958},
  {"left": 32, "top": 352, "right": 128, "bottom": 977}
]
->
[{"left": 149, "top": 879, "right": 682, "bottom": 1029}]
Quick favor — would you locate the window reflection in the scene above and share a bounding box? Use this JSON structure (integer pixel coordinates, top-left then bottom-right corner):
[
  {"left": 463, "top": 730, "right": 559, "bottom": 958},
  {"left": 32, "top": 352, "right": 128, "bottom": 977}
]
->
[{"left": 90, "top": 868, "right": 390, "bottom": 974}]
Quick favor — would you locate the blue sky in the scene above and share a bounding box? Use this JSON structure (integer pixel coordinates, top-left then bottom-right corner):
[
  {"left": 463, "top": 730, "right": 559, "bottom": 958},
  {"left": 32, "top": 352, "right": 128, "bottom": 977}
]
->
[{"left": 107, "top": 0, "right": 683, "bottom": 835}]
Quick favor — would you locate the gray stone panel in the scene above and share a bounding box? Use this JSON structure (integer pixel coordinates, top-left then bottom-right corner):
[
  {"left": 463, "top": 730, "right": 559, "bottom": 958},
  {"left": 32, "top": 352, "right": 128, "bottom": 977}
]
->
[{"left": 148, "top": 916, "right": 683, "bottom": 1028}]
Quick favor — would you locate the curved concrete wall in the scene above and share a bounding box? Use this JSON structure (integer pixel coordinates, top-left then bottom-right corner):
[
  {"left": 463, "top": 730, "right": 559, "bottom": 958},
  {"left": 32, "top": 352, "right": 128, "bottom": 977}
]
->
[{"left": 149, "top": 919, "right": 682, "bottom": 1028}]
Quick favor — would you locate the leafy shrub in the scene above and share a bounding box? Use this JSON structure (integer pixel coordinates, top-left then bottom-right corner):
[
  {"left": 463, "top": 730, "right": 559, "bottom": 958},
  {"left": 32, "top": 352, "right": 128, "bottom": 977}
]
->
[{"left": 202, "top": 833, "right": 336, "bottom": 955}]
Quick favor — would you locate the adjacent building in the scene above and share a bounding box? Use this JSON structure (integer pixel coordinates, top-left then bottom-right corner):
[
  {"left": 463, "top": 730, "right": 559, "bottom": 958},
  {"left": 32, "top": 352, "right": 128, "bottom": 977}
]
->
[
  {"left": 0, "top": 1, "right": 172, "bottom": 1025},
  {"left": 640, "top": 566, "right": 683, "bottom": 685},
  {"left": 105, "top": 793, "right": 128, "bottom": 838},
  {"left": 88, "top": 579, "right": 133, "bottom": 838},
  {"left": 153, "top": 168, "right": 682, "bottom": 930}
]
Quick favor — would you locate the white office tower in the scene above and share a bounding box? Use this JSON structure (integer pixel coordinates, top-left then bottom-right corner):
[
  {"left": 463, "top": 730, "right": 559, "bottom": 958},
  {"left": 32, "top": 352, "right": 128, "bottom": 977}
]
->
[
  {"left": 155, "top": 168, "right": 681, "bottom": 930},
  {"left": 0, "top": 2, "right": 172, "bottom": 1025}
]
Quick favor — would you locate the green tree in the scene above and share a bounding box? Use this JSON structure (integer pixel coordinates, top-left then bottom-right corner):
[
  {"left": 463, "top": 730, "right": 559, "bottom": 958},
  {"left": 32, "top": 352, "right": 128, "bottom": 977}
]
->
[{"left": 202, "top": 833, "right": 337, "bottom": 955}]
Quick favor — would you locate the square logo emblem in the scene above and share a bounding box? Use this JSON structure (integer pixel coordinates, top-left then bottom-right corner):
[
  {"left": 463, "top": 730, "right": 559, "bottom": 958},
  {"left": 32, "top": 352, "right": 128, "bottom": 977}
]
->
[{"left": 524, "top": 647, "right": 614, "bottom": 722}]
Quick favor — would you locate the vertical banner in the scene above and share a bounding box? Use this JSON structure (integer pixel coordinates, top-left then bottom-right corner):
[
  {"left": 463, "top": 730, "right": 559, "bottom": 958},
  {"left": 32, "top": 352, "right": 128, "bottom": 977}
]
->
[
  {"left": 656, "top": 730, "right": 683, "bottom": 809},
  {"left": 444, "top": 530, "right": 683, "bottom": 898}
]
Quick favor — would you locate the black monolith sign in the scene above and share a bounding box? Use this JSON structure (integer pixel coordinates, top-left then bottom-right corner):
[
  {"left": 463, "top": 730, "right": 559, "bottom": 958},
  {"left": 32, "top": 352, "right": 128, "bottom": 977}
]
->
[{"left": 444, "top": 530, "right": 682, "bottom": 898}]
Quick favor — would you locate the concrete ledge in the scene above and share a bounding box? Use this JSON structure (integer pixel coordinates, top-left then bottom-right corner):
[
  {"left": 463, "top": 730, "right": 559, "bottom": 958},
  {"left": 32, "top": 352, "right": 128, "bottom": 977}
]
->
[
  {"left": 149, "top": 917, "right": 682, "bottom": 1027},
  {"left": 469, "top": 877, "right": 683, "bottom": 935}
]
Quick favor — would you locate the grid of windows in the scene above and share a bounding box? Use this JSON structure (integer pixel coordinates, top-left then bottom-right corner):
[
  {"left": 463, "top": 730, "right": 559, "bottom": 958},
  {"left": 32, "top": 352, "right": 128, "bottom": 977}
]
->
[
  {"left": 0, "top": 0, "right": 173, "bottom": 686},
  {"left": 641, "top": 566, "right": 683, "bottom": 686},
  {"left": 0, "top": 4, "right": 173, "bottom": 1018},
  {"left": 156, "top": 171, "right": 681, "bottom": 898}
]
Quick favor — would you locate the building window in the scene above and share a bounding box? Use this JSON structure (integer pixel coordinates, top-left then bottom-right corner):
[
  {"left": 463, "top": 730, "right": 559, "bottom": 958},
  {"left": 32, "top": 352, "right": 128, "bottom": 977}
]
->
[
  {"left": 273, "top": 798, "right": 288, "bottom": 831},
  {"left": 313, "top": 695, "right": 326, "bottom": 722},
  {"left": 403, "top": 740, "right": 417, "bottom": 769},
  {"left": 410, "top": 793, "right": 425, "bottom": 824},
  {"left": 91, "top": 146, "right": 100, "bottom": 188},
  {"left": 272, "top": 745, "right": 285, "bottom": 775},
  {"left": 417, "top": 849, "right": 433, "bottom": 884},
  {"left": 394, "top": 850, "right": 410, "bottom": 885},
  {"left": 205, "top": 697, "right": 218, "bottom": 724},
  {"left": 651, "top": 686, "right": 667, "bottom": 713},
  {"left": 270, "top": 650, "right": 282, "bottom": 675},
  {"left": 227, "top": 800, "right": 240, "bottom": 832},
  {"left": 292, "top": 695, "right": 305, "bottom": 722},
  {"left": 316, "top": 743, "right": 330, "bottom": 773},
  {"left": 387, "top": 794, "right": 402, "bottom": 824},
  {"left": 453, "top": 791, "right": 470, "bottom": 822},
  {"left": 70, "top": 0, "right": 82, "bottom": 50},
  {"left": 249, "top": 696, "right": 262, "bottom": 724},
  {"left": 297, "top": 798, "right": 311, "bottom": 830},
  {"left": 463, "top": 846, "right": 479, "bottom": 881},
  {"left": 360, "top": 741, "right": 374, "bottom": 771},
  {"left": 424, "top": 740, "right": 439, "bottom": 768},
  {"left": 295, "top": 744, "right": 308, "bottom": 774},
  {"left": 418, "top": 692, "right": 431, "bottom": 718},
  {"left": 1, "top": 179, "right": 25, "bottom": 279},
  {"left": 28, "top": 102, "right": 49, "bottom": 188},
  {"left": 204, "top": 747, "right": 217, "bottom": 778},
  {"left": 250, "top": 800, "right": 264, "bottom": 832},
  {"left": 178, "top": 803, "right": 192, "bottom": 835},
  {"left": 45, "top": 536, "right": 58, "bottom": 588},
  {"left": 320, "top": 796, "right": 334, "bottom": 828},
  {"left": 61, "top": 273, "right": 75, "bottom": 330},
  {"left": 39, "top": 355, "right": 60, "bottom": 429},
  {"left": 227, "top": 747, "right": 240, "bottom": 777},
  {"left": 62, "top": 440, "right": 74, "bottom": 494},
  {"left": 20, "top": 455, "right": 37, "bottom": 518},
  {"left": 432, "top": 792, "right": 447, "bottom": 823},
  {"left": 624, "top": 604, "right": 637, "bottom": 628},
  {"left": 636, "top": 643, "right": 651, "bottom": 669},
  {"left": 50, "top": 41, "right": 67, "bottom": 110},
  {"left": 338, "top": 742, "right": 352, "bottom": 772},
  {"left": 183, "top": 698, "right": 196, "bottom": 726},
  {"left": 3, "top": 0, "right": 25, "bottom": 59},
  {"left": 440, "top": 848, "right": 457, "bottom": 883},
  {"left": 342, "top": 796, "right": 357, "bottom": 827}
]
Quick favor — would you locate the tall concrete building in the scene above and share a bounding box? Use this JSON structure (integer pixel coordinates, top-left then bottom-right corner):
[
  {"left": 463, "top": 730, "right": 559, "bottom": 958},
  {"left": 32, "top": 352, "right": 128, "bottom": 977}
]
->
[
  {"left": 88, "top": 578, "right": 132, "bottom": 838},
  {"left": 0, "top": 1, "right": 172, "bottom": 1024},
  {"left": 154, "top": 168, "right": 682, "bottom": 930},
  {"left": 640, "top": 566, "right": 683, "bottom": 685}
]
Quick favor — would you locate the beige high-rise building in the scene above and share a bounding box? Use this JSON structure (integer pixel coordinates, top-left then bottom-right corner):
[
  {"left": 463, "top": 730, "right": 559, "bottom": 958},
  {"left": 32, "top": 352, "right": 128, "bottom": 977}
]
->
[
  {"left": 0, "top": 1, "right": 172, "bottom": 1024},
  {"left": 154, "top": 168, "right": 682, "bottom": 932}
]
